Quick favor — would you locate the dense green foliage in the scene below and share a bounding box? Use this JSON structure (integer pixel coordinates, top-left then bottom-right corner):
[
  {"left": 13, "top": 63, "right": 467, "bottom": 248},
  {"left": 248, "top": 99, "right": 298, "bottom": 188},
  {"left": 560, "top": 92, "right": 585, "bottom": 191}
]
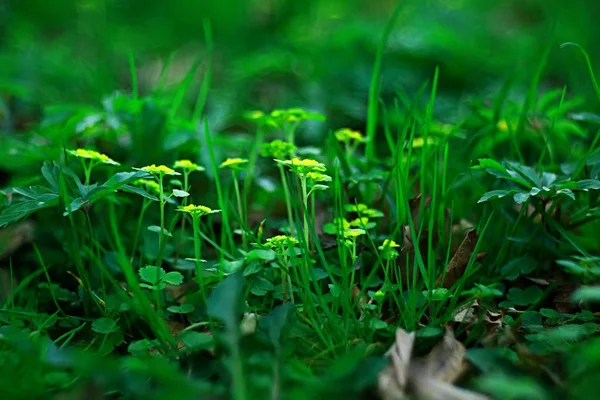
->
[{"left": 2, "top": 1, "right": 600, "bottom": 399}]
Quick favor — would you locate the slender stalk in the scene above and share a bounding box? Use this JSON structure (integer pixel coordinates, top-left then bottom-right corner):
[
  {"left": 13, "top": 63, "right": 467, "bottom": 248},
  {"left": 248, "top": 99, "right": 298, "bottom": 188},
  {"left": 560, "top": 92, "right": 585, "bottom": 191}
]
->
[
  {"left": 278, "top": 164, "right": 295, "bottom": 235},
  {"left": 192, "top": 215, "right": 206, "bottom": 301},
  {"left": 232, "top": 170, "right": 247, "bottom": 250},
  {"left": 174, "top": 171, "right": 190, "bottom": 263},
  {"left": 301, "top": 176, "right": 309, "bottom": 247},
  {"left": 156, "top": 173, "right": 166, "bottom": 267}
]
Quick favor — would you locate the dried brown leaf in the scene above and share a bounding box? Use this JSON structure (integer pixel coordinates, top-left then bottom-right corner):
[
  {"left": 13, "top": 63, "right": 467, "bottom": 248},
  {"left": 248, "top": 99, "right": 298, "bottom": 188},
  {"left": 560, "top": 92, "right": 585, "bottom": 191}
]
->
[
  {"left": 412, "top": 329, "right": 468, "bottom": 383},
  {"left": 437, "top": 229, "right": 478, "bottom": 288},
  {"left": 378, "top": 328, "right": 490, "bottom": 400}
]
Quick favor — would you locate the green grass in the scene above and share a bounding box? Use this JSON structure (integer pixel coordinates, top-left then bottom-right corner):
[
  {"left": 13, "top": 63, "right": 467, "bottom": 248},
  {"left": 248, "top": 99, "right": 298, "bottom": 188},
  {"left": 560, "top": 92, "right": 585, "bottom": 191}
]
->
[{"left": 2, "top": 6, "right": 600, "bottom": 400}]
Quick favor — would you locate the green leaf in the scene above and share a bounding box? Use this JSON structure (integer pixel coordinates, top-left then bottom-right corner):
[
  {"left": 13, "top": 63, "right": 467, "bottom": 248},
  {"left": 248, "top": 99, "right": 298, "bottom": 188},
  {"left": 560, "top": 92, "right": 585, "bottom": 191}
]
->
[
  {"left": 311, "top": 184, "right": 329, "bottom": 191},
  {"left": 262, "top": 303, "right": 295, "bottom": 350},
  {"left": 328, "top": 283, "right": 342, "bottom": 298},
  {"left": 506, "top": 286, "right": 543, "bottom": 306},
  {"left": 243, "top": 261, "right": 262, "bottom": 276},
  {"left": 172, "top": 189, "right": 189, "bottom": 198},
  {"left": 477, "top": 189, "right": 518, "bottom": 203},
  {"left": 323, "top": 223, "right": 338, "bottom": 235},
  {"left": 179, "top": 331, "right": 214, "bottom": 351},
  {"left": 312, "top": 268, "right": 329, "bottom": 281},
  {"left": 473, "top": 158, "right": 508, "bottom": 174},
  {"left": 247, "top": 249, "right": 276, "bottom": 262},
  {"left": 207, "top": 273, "right": 244, "bottom": 331},
  {"left": 163, "top": 271, "right": 184, "bottom": 285},
  {"left": 168, "top": 304, "right": 195, "bottom": 314},
  {"left": 120, "top": 184, "right": 159, "bottom": 201},
  {"left": 587, "top": 147, "right": 600, "bottom": 165},
  {"left": 41, "top": 162, "right": 61, "bottom": 192},
  {"left": 422, "top": 288, "right": 450, "bottom": 301},
  {"left": 557, "top": 259, "right": 587, "bottom": 275},
  {"left": 139, "top": 265, "right": 166, "bottom": 285},
  {"left": 513, "top": 192, "right": 530, "bottom": 204},
  {"left": 251, "top": 277, "right": 274, "bottom": 296},
  {"left": 540, "top": 308, "right": 561, "bottom": 318},
  {"left": 147, "top": 225, "right": 173, "bottom": 237},
  {"left": 128, "top": 339, "right": 155, "bottom": 356},
  {"left": 577, "top": 180, "right": 600, "bottom": 191},
  {"left": 501, "top": 257, "right": 539, "bottom": 280},
  {"left": 572, "top": 286, "right": 600, "bottom": 302},
  {"left": 0, "top": 192, "right": 60, "bottom": 227},
  {"left": 104, "top": 171, "right": 150, "bottom": 188},
  {"left": 505, "top": 161, "right": 541, "bottom": 187},
  {"left": 92, "top": 318, "right": 118, "bottom": 334},
  {"left": 369, "top": 319, "right": 388, "bottom": 330}
]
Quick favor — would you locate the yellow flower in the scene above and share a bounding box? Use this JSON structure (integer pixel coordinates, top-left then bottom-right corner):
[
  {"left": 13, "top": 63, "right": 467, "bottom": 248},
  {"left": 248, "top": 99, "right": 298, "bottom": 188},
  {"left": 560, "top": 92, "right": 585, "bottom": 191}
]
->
[
  {"left": 378, "top": 239, "right": 400, "bottom": 250},
  {"left": 270, "top": 108, "right": 325, "bottom": 125},
  {"left": 177, "top": 204, "right": 220, "bottom": 217},
  {"left": 275, "top": 157, "right": 326, "bottom": 176},
  {"left": 173, "top": 159, "right": 205, "bottom": 172},
  {"left": 245, "top": 110, "right": 265, "bottom": 120},
  {"left": 265, "top": 235, "right": 299, "bottom": 248},
  {"left": 343, "top": 228, "right": 366, "bottom": 238},
  {"left": 344, "top": 203, "right": 383, "bottom": 218},
  {"left": 410, "top": 137, "right": 437, "bottom": 148},
  {"left": 349, "top": 217, "right": 370, "bottom": 227},
  {"left": 133, "top": 164, "right": 180, "bottom": 176},
  {"left": 134, "top": 179, "right": 160, "bottom": 196},
  {"left": 261, "top": 139, "right": 297, "bottom": 159},
  {"left": 68, "top": 149, "right": 120, "bottom": 166},
  {"left": 496, "top": 119, "right": 517, "bottom": 133},
  {"left": 374, "top": 290, "right": 386, "bottom": 300},
  {"left": 219, "top": 158, "right": 249, "bottom": 169},
  {"left": 378, "top": 238, "right": 400, "bottom": 259},
  {"left": 306, "top": 171, "right": 331, "bottom": 182},
  {"left": 334, "top": 128, "right": 366, "bottom": 144},
  {"left": 333, "top": 217, "right": 351, "bottom": 231}
]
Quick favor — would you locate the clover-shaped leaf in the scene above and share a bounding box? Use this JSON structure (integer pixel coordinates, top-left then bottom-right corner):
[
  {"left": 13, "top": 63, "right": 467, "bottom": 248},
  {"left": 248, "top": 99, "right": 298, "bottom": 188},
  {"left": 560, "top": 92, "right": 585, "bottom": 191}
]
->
[
  {"left": 504, "top": 286, "right": 543, "bottom": 306},
  {"left": 139, "top": 265, "right": 166, "bottom": 285},
  {"left": 92, "top": 318, "right": 119, "bottom": 334},
  {"left": 163, "top": 271, "right": 184, "bottom": 286}
]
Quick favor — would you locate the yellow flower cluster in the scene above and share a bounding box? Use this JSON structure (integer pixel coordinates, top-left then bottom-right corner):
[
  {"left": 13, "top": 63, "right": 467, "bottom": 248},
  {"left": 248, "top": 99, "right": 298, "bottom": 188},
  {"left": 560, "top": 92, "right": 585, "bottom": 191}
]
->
[
  {"left": 173, "top": 159, "right": 205, "bottom": 172},
  {"left": 265, "top": 235, "right": 299, "bottom": 248},
  {"left": 134, "top": 179, "right": 161, "bottom": 196},
  {"left": 344, "top": 203, "right": 384, "bottom": 218},
  {"left": 270, "top": 108, "right": 325, "bottom": 124},
  {"left": 334, "top": 128, "right": 366, "bottom": 144},
  {"left": 177, "top": 204, "right": 220, "bottom": 217},
  {"left": 219, "top": 158, "right": 248, "bottom": 170},
  {"left": 378, "top": 238, "right": 400, "bottom": 259},
  {"left": 134, "top": 164, "right": 180, "bottom": 176},
  {"left": 261, "top": 139, "right": 297, "bottom": 159},
  {"left": 68, "top": 149, "right": 120, "bottom": 166},
  {"left": 275, "top": 157, "right": 326, "bottom": 176}
]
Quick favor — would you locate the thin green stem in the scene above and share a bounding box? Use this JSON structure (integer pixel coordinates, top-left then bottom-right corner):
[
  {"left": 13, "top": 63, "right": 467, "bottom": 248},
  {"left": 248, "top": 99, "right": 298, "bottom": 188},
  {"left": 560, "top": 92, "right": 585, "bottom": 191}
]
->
[
  {"left": 232, "top": 170, "right": 247, "bottom": 250},
  {"left": 301, "top": 176, "right": 309, "bottom": 247},
  {"left": 174, "top": 171, "right": 190, "bottom": 263},
  {"left": 192, "top": 215, "right": 206, "bottom": 301},
  {"left": 278, "top": 164, "right": 295, "bottom": 235},
  {"left": 156, "top": 173, "right": 166, "bottom": 267}
]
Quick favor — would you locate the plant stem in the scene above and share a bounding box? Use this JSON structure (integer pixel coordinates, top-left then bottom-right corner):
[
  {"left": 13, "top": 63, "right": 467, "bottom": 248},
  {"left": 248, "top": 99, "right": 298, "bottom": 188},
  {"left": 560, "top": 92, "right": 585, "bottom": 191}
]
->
[
  {"left": 174, "top": 171, "right": 190, "bottom": 263},
  {"left": 301, "top": 176, "right": 309, "bottom": 247},
  {"left": 278, "top": 164, "right": 295, "bottom": 235},
  {"left": 192, "top": 215, "right": 206, "bottom": 301},
  {"left": 156, "top": 173, "right": 166, "bottom": 267},
  {"left": 232, "top": 170, "right": 247, "bottom": 250}
]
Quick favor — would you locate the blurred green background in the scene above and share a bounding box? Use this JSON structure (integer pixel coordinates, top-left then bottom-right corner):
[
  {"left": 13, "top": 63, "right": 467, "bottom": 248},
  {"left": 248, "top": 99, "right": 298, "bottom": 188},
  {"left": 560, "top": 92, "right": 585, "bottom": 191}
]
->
[{"left": 1, "top": 0, "right": 599, "bottom": 135}]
